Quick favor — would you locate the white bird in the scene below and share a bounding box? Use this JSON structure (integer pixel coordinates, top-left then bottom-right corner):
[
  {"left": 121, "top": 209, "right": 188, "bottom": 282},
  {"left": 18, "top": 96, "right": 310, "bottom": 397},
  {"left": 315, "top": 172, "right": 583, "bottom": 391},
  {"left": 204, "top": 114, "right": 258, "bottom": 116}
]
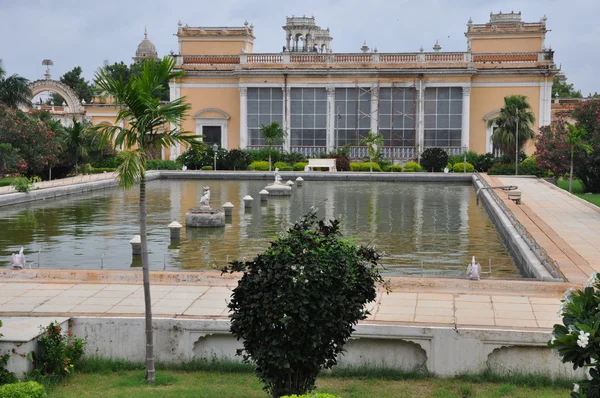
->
[
  {"left": 11, "top": 247, "right": 26, "bottom": 270},
  {"left": 467, "top": 256, "right": 481, "bottom": 280}
]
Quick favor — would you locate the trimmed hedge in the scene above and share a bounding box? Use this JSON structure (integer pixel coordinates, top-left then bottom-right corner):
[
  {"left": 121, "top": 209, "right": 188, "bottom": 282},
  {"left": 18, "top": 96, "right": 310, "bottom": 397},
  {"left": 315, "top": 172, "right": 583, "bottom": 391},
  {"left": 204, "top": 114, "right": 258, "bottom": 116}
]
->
[
  {"left": 403, "top": 161, "right": 423, "bottom": 172},
  {"left": 386, "top": 164, "right": 403, "bottom": 172},
  {"left": 201, "top": 165, "right": 213, "bottom": 171},
  {"left": 350, "top": 162, "right": 360, "bottom": 172},
  {"left": 453, "top": 162, "right": 475, "bottom": 173},
  {"left": 282, "top": 395, "right": 341, "bottom": 398},
  {"left": 90, "top": 167, "right": 116, "bottom": 174},
  {"left": 358, "top": 162, "right": 382, "bottom": 172},
  {"left": 488, "top": 161, "right": 543, "bottom": 176},
  {"left": 420, "top": 147, "right": 448, "bottom": 172},
  {"left": 293, "top": 162, "right": 308, "bottom": 171},
  {"left": 274, "top": 161, "right": 293, "bottom": 171},
  {"left": 146, "top": 160, "right": 181, "bottom": 170},
  {"left": 0, "top": 381, "right": 46, "bottom": 398},
  {"left": 248, "top": 161, "right": 270, "bottom": 171}
]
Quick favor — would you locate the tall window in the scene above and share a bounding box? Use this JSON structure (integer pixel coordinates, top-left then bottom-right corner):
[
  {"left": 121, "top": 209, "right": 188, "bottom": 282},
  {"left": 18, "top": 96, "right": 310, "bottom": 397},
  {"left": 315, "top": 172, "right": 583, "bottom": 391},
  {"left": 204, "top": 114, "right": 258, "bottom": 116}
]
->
[
  {"left": 424, "top": 87, "right": 462, "bottom": 148},
  {"left": 334, "top": 88, "right": 371, "bottom": 147},
  {"left": 247, "top": 88, "right": 284, "bottom": 146},
  {"left": 290, "top": 88, "right": 327, "bottom": 147},
  {"left": 378, "top": 87, "right": 416, "bottom": 147}
]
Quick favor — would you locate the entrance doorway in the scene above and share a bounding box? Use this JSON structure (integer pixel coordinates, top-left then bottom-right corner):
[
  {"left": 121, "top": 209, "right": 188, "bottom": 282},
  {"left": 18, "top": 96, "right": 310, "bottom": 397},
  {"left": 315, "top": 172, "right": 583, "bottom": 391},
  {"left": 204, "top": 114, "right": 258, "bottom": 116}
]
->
[{"left": 202, "top": 126, "right": 222, "bottom": 147}]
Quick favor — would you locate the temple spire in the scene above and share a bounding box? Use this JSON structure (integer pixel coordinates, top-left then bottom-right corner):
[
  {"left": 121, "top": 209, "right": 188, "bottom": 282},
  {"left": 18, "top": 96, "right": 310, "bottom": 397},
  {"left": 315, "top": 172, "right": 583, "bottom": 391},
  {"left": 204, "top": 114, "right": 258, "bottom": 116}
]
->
[{"left": 144, "top": 26, "right": 148, "bottom": 39}]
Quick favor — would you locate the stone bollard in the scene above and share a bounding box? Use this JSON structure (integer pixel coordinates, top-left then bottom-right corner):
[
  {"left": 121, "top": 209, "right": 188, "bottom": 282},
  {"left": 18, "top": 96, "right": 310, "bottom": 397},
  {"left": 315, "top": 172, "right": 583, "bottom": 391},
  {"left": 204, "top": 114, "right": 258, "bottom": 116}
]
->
[
  {"left": 243, "top": 195, "right": 253, "bottom": 209},
  {"left": 129, "top": 235, "right": 141, "bottom": 256},
  {"left": 295, "top": 176, "right": 304, "bottom": 187},
  {"left": 285, "top": 180, "right": 295, "bottom": 187},
  {"left": 168, "top": 221, "right": 182, "bottom": 241},
  {"left": 259, "top": 189, "right": 269, "bottom": 202},
  {"left": 222, "top": 202, "right": 234, "bottom": 217}
]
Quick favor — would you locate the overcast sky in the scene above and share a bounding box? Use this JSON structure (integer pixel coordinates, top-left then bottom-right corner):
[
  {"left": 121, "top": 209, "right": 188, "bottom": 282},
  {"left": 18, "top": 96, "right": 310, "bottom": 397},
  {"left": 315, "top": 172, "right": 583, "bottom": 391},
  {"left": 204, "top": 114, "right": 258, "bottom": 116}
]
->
[{"left": 1, "top": 0, "right": 598, "bottom": 95}]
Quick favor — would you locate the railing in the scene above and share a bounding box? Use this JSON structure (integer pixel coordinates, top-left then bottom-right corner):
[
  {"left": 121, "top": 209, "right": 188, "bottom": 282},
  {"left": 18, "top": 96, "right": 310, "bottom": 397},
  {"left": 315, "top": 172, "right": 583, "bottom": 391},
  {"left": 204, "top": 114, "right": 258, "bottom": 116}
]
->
[
  {"left": 290, "top": 146, "right": 327, "bottom": 157},
  {"left": 474, "top": 172, "right": 562, "bottom": 279},
  {"left": 181, "top": 51, "right": 553, "bottom": 67}
]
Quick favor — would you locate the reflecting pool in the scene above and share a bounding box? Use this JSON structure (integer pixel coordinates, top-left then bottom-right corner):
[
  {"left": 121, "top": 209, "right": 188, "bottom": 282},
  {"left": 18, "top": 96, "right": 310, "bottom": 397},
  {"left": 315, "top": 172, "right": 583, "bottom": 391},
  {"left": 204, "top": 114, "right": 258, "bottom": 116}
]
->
[{"left": 0, "top": 179, "right": 520, "bottom": 278}]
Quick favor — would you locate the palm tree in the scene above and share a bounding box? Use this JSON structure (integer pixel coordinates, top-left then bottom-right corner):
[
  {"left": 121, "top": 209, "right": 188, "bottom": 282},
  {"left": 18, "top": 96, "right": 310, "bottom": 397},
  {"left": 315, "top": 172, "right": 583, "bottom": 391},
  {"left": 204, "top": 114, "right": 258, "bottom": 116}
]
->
[
  {"left": 64, "top": 117, "right": 94, "bottom": 176},
  {"left": 0, "top": 60, "right": 31, "bottom": 109},
  {"left": 259, "top": 122, "right": 285, "bottom": 171},
  {"left": 488, "top": 95, "right": 535, "bottom": 162},
  {"left": 359, "top": 130, "right": 383, "bottom": 173},
  {"left": 94, "top": 56, "right": 198, "bottom": 384},
  {"left": 566, "top": 123, "right": 593, "bottom": 193}
]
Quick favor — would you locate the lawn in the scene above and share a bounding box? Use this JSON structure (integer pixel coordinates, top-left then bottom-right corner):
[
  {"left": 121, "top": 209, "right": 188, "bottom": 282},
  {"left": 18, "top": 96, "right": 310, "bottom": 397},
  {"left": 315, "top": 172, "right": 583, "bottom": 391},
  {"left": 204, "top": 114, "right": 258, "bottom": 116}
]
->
[
  {"left": 556, "top": 179, "right": 600, "bottom": 207},
  {"left": 44, "top": 360, "right": 573, "bottom": 398}
]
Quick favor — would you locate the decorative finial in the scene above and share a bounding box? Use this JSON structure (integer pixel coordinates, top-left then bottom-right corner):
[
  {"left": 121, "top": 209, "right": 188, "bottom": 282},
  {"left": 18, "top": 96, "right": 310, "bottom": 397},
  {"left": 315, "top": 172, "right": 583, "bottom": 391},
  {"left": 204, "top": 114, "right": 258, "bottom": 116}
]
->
[
  {"left": 178, "top": 20, "right": 182, "bottom": 27},
  {"left": 249, "top": 23, "right": 254, "bottom": 29},
  {"left": 541, "top": 14, "right": 547, "bottom": 23},
  {"left": 42, "top": 59, "right": 53, "bottom": 80},
  {"left": 244, "top": 20, "right": 249, "bottom": 26},
  {"left": 468, "top": 17, "right": 473, "bottom": 25},
  {"left": 433, "top": 40, "right": 441, "bottom": 52},
  {"left": 144, "top": 26, "right": 147, "bottom": 39},
  {"left": 419, "top": 46, "right": 424, "bottom": 52}
]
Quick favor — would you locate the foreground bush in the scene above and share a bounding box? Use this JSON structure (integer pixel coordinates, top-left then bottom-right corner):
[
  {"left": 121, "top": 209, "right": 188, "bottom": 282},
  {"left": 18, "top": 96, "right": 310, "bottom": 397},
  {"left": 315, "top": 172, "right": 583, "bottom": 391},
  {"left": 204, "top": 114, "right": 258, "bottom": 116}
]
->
[
  {"left": 222, "top": 210, "right": 387, "bottom": 398},
  {"left": 550, "top": 272, "right": 600, "bottom": 397},
  {"left": 248, "top": 161, "right": 270, "bottom": 171},
  {"left": 293, "top": 162, "right": 308, "bottom": 171},
  {"left": 29, "top": 322, "right": 86, "bottom": 379},
  {"left": 453, "top": 162, "right": 475, "bottom": 173},
  {"left": 420, "top": 148, "right": 448, "bottom": 172},
  {"left": 0, "top": 381, "right": 46, "bottom": 398},
  {"left": 403, "top": 162, "right": 422, "bottom": 172}
]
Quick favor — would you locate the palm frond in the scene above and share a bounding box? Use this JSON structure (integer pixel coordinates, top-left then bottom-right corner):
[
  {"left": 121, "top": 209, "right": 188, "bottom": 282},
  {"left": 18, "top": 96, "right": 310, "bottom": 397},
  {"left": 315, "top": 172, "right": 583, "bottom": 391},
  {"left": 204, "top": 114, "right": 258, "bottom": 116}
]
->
[{"left": 115, "top": 150, "right": 144, "bottom": 189}]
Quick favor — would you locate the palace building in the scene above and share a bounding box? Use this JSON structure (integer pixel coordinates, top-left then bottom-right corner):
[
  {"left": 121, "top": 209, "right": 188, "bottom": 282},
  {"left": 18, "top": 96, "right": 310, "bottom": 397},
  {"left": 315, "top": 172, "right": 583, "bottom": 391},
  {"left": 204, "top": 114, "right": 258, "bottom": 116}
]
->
[{"left": 85, "top": 12, "right": 558, "bottom": 161}]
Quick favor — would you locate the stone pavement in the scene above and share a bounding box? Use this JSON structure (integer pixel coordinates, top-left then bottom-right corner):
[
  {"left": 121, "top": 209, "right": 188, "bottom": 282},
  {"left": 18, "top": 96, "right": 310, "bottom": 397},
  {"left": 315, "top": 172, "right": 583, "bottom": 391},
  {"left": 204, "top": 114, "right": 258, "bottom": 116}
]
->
[
  {"left": 0, "top": 276, "right": 569, "bottom": 330},
  {"left": 492, "top": 176, "right": 600, "bottom": 285},
  {"left": 0, "top": 172, "right": 118, "bottom": 195}
]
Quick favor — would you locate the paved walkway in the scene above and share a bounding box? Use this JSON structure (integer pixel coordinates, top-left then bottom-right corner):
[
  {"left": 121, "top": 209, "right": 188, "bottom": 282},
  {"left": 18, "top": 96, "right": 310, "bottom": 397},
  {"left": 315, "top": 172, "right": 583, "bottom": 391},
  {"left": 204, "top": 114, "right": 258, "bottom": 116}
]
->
[
  {"left": 0, "top": 279, "right": 565, "bottom": 330},
  {"left": 0, "top": 172, "right": 118, "bottom": 195},
  {"left": 493, "top": 177, "right": 600, "bottom": 285}
]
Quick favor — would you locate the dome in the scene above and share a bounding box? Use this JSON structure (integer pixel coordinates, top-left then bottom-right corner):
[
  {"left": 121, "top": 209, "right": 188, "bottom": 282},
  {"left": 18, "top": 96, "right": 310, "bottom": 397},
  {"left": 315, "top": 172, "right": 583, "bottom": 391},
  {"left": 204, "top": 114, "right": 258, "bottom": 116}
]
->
[{"left": 133, "top": 27, "right": 158, "bottom": 61}]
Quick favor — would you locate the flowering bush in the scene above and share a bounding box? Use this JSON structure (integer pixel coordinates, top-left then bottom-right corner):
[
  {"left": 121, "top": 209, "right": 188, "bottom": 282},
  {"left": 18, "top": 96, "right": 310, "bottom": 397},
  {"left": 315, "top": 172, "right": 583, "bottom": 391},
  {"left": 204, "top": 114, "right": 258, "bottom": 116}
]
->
[
  {"left": 29, "top": 322, "right": 86, "bottom": 380},
  {"left": 549, "top": 272, "right": 600, "bottom": 397},
  {"left": 222, "top": 210, "right": 388, "bottom": 398}
]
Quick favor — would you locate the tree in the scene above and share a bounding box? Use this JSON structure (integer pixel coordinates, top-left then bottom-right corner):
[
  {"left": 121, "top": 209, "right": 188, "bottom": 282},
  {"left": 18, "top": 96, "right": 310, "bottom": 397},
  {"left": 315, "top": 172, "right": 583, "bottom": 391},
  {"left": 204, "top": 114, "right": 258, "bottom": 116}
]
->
[
  {"left": 0, "top": 143, "right": 23, "bottom": 177},
  {"left": 100, "top": 60, "right": 169, "bottom": 101},
  {"left": 259, "top": 122, "right": 285, "bottom": 171},
  {"left": 93, "top": 56, "right": 198, "bottom": 383},
  {"left": 489, "top": 95, "right": 536, "bottom": 162},
  {"left": 552, "top": 74, "right": 582, "bottom": 99},
  {"left": 359, "top": 130, "right": 383, "bottom": 172},
  {"left": 566, "top": 124, "right": 593, "bottom": 193},
  {"left": 0, "top": 59, "right": 31, "bottom": 109},
  {"left": 0, "top": 105, "right": 60, "bottom": 176},
  {"left": 50, "top": 66, "right": 94, "bottom": 104},
  {"left": 420, "top": 147, "right": 449, "bottom": 172},
  {"left": 222, "top": 210, "right": 387, "bottom": 398},
  {"left": 64, "top": 117, "right": 96, "bottom": 176}
]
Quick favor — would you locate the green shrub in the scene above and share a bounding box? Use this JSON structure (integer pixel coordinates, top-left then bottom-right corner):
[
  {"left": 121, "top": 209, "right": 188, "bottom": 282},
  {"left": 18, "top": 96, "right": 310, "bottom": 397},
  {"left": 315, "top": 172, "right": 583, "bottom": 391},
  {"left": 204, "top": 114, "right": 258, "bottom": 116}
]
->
[
  {"left": 0, "top": 320, "right": 17, "bottom": 385},
  {"left": 446, "top": 163, "right": 453, "bottom": 171},
  {"left": 328, "top": 154, "right": 350, "bottom": 171},
  {"left": 90, "top": 168, "right": 116, "bottom": 174},
  {"left": 350, "top": 162, "right": 360, "bottom": 172},
  {"left": 225, "top": 149, "right": 252, "bottom": 170},
  {"left": 274, "top": 161, "right": 293, "bottom": 171},
  {"left": 420, "top": 148, "right": 449, "bottom": 172},
  {"left": 79, "top": 163, "right": 92, "bottom": 174},
  {"left": 245, "top": 148, "right": 283, "bottom": 163},
  {"left": 386, "top": 164, "right": 403, "bottom": 172},
  {"left": 453, "top": 162, "right": 475, "bottom": 173},
  {"left": 0, "top": 381, "right": 46, "bottom": 398},
  {"left": 281, "top": 152, "right": 307, "bottom": 164},
  {"left": 448, "top": 151, "right": 478, "bottom": 166},
  {"left": 201, "top": 165, "right": 213, "bottom": 171},
  {"left": 248, "top": 161, "right": 270, "bottom": 171},
  {"left": 403, "top": 162, "right": 422, "bottom": 172},
  {"left": 11, "top": 176, "right": 32, "bottom": 193},
  {"left": 222, "top": 210, "right": 387, "bottom": 398},
  {"left": 358, "top": 162, "right": 382, "bottom": 172},
  {"left": 0, "top": 178, "right": 16, "bottom": 188},
  {"left": 488, "top": 161, "right": 542, "bottom": 177},
  {"left": 92, "top": 156, "right": 121, "bottom": 169},
  {"left": 293, "top": 162, "right": 308, "bottom": 171},
  {"left": 474, "top": 153, "right": 496, "bottom": 172},
  {"left": 29, "top": 321, "right": 86, "bottom": 379},
  {"left": 146, "top": 160, "right": 181, "bottom": 170}
]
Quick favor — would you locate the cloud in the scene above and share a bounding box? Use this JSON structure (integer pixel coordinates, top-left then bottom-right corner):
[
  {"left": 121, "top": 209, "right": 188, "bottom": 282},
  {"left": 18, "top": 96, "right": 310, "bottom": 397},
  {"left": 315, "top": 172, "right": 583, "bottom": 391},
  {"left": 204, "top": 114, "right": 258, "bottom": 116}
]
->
[{"left": 1, "top": 0, "right": 597, "bottom": 93}]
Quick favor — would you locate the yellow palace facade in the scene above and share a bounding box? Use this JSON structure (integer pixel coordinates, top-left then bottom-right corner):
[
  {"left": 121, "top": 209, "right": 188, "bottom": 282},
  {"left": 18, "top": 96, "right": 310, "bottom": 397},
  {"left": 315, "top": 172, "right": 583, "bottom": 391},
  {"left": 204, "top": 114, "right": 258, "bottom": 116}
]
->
[{"left": 87, "top": 11, "right": 558, "bottom": 161}]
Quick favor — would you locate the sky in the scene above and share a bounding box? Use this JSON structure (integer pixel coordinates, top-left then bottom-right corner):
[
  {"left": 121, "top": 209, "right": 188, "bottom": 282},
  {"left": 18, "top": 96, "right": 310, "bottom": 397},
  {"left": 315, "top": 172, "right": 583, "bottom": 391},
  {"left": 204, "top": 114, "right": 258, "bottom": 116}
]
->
[{"left": 1, "top": 0, "right": 599, "bottom": 95}]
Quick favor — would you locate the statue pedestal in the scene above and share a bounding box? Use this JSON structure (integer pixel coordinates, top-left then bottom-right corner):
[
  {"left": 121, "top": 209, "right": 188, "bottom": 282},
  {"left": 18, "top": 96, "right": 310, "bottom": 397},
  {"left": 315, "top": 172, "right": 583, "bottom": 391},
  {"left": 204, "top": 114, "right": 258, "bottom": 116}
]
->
[
  {"left": 185, "top": 206, "right": 225, "bottom": 228},
  {"left": 264, "top": 183, "right": 292, "bottom": 196}
]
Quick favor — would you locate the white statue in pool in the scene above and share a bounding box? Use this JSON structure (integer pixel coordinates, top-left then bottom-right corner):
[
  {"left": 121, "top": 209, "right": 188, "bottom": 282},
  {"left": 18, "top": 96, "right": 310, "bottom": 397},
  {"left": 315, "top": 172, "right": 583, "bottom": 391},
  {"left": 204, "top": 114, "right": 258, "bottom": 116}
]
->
[
  {"left": 200, "top": 186, "right": 211, "bottom": 207},
  {"left": 11, "top": 247, "right": 26, "bottom": 270},
  {"left": 274, "top": 168, "right": 282, "bottom": 185},
  {"left": 467, "top": 256, "right": 481, "bottom": 280}
]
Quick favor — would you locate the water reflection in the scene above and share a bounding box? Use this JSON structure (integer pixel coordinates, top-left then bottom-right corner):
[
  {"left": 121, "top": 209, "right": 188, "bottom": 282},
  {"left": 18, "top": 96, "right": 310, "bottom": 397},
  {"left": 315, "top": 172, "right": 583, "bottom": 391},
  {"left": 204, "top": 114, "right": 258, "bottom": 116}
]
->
[{"left": 0, "top": 180, "right": 520, "bottom": 278}]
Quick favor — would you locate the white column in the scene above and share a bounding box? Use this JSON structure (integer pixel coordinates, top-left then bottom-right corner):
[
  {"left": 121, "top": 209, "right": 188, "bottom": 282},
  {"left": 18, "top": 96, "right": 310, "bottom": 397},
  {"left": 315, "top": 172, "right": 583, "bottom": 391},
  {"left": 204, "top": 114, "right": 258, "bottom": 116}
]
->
[
  {"left": 284, "top": 87, "right": 291, "bottom": 152},
  {"left": 239, "top": 87, "right": 248, "bottom": 149},
  {"left": 326, "top": 86, "right": 336, "bottom": 151},
  {"left": 417, "top": 80, "right": 425, "bottom": 155},
  {"left": 461, "top": 86, "right": 471, "bottom": 150},
  {"left": 370, "top": 87, "right": 379, "bottom": 134}
]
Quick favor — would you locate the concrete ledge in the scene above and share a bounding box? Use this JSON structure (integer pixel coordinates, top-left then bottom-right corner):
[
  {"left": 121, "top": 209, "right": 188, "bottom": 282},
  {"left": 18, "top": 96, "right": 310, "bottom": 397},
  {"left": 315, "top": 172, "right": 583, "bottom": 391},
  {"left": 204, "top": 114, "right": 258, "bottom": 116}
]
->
[
  {"left": 0, "top": 317, "right": 69, "bottom": 377},
  {"left": 472, "top": 175, "right": 560, "bottom": 281},
  {"left": 70, "top": 316, "right": 583, "bottom": 379}
]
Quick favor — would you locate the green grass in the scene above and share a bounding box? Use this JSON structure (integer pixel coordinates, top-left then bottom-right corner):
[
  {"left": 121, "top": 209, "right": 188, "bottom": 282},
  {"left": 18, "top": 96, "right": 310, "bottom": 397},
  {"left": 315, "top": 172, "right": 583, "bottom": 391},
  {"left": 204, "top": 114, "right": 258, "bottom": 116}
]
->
[
  {"left": 44, "top": 358, "right": 573, "bottom": 398},
  {"left": 556, "top": 179, "right": 600, "bottom": 207}
]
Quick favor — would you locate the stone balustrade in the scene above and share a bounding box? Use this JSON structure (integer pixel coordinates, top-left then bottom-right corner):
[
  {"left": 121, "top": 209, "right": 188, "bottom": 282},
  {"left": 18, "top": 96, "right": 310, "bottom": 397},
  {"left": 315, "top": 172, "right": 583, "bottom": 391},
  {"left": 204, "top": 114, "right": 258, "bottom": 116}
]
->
[{"left": 180, "top": 51, "right": 553, "bottom": 67}]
